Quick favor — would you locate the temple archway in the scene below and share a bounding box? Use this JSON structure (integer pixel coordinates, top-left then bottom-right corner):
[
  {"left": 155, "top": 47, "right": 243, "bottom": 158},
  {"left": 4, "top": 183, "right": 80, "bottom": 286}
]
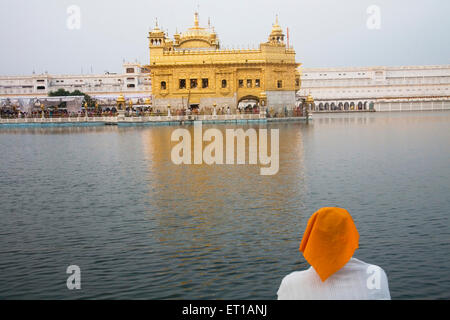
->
[{"left": 237, "top": 95, "right": 260, "bottom": 112}]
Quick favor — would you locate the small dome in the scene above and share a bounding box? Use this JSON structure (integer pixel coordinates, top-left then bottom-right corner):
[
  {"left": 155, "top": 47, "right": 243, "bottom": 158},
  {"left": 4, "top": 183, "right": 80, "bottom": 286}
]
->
[
  {"left": 268, "top": 15, "right": 285, "bottom": 44},
  {"left": 176, "top": 12, "right": 219, "bottom": 49},
  {"left": 117, "top": 94, "right": 125, "bottom": 103},
  {"left": 270, "top": 15, "right": 284, "bottom": 36}
]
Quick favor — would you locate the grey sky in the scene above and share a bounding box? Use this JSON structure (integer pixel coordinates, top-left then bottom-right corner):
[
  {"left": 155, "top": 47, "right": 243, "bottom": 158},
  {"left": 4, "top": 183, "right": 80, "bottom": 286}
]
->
[{"left": 0, "top": 0, "right": 449, "bottom": 75}]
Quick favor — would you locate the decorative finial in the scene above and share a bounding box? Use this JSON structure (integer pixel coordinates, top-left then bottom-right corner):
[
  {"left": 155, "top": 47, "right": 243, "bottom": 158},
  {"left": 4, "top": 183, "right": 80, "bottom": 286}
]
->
[
  {"left": 194, "top": 12, "right": 199, "bottom": 27},
  {"left": 155, "top": 17, "right": 158, "bottom": 27}
]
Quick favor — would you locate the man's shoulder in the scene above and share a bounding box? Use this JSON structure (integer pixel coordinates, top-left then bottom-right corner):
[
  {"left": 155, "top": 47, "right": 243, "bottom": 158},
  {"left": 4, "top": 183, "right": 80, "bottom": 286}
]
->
[
  {"left": 348, "top": 258, "right": 388, "bottom": 273},
  {"left": 281, "top": 267, "right": 316, "bottom": 285},
  {"left": 278, "top": 268, "right": 316, "bottom": 299}
]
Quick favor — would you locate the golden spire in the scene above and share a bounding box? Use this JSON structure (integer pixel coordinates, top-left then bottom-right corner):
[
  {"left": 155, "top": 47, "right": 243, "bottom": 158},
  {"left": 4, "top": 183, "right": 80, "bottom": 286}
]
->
[
  {"left": 194, "top": 12, "right": 199, "bottom": 28},
  {"left": 271, "top": 14, "right": 282, "bottom": 33},
  {"left": 152, "top": 17, "right": 161, "bottom": 32},
  {"left": 269, "top": 14, "right": 284, "bottom": 43}
]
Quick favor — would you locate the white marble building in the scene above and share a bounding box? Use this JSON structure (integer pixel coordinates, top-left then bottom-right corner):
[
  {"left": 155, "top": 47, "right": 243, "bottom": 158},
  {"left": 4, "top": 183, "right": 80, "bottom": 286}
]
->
[
  {"left": 298, "top": 65, "right": 450, "bottom": 111},
  {"left": 0, "top": 62, "right": 151, "bottom": 100}
]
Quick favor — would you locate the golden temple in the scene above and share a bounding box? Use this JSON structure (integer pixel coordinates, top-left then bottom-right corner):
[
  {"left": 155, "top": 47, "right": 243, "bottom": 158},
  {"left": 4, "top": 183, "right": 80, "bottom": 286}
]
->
[{"left": 146, "top": 13, "right": 301, "bottom": 112}]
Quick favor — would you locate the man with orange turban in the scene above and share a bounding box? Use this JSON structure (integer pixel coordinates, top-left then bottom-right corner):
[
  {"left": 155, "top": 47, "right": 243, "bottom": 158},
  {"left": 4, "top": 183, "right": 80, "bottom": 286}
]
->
[{"left": 277, "top": 207, "right": 391, "bottom": 300}]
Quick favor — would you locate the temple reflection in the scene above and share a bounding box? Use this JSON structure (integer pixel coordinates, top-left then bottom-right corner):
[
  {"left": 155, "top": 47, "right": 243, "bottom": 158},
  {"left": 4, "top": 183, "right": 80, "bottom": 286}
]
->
[{"left": 139, "top": 123, "right": 309, "bottom": 254}]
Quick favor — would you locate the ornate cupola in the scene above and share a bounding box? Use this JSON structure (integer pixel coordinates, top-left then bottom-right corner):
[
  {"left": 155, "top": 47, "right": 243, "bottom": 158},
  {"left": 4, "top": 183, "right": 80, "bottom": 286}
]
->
[
  {"left": 174, "top": 12, "right": 220, "bottom": 50},
  {"left": 268, "top": 15, "right": 285, "bottom": 45},
  {"left": 148, "top": 19, "right": 167, "bottom": 48}
]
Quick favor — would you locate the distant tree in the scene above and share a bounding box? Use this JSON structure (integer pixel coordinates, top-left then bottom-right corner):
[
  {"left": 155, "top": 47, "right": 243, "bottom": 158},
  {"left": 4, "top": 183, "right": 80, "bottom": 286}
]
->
[
  {"left": 48, "top": 88, "right": 71, "bottom": 97},
  {"left": 71, "top": 90, "right": 85, "bottom": 96},
  {"left": 82, "top": 94, "right": 95, "bottom": 109},
  {"left": 48, "top": 89, "right": 95, "bottom": 109}
]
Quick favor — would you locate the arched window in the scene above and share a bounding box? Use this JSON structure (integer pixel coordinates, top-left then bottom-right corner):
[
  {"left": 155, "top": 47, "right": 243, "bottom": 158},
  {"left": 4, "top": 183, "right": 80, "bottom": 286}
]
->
[
  {"left": 222, "top": 80, "right": 227, "bottom": 88},
  {"left": 277, "top": 80, "right": 283, "bottom": 89},
  {"left": 161, "top": 81, "right": 166, "bottom": 90}
]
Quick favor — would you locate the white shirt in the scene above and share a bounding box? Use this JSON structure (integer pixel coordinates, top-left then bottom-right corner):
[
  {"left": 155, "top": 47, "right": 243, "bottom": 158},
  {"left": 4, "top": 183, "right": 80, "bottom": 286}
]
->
[{"left": 277, "top": 258, "right": 391, "bottom": 300}]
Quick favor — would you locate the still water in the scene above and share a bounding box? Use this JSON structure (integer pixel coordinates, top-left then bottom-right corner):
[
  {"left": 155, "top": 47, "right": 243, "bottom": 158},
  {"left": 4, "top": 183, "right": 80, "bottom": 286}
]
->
[{"left": 0, "top": 112, "right": 449, "bottom": 299}]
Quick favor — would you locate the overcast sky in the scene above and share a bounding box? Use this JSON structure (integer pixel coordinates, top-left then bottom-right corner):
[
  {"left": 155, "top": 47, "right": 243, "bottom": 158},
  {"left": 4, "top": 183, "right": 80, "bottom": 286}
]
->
[{"left": 0, "top": 0, "right": 449, "bottom": 76}]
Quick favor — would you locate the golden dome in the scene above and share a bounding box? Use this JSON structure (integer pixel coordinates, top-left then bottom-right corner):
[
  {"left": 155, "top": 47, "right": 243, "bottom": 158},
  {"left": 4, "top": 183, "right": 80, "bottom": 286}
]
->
[
  {"left": 306, "top": 93, "right": 314, "bottom": 103},
  {"left": 176, "top": 12, "right": 219, "bottom": 49},
  {"left": 145, "top": 98, "right": 151, "bottom": 105},
  {"left": 117, "top": 94, "right": 125, "bottom": 103}
]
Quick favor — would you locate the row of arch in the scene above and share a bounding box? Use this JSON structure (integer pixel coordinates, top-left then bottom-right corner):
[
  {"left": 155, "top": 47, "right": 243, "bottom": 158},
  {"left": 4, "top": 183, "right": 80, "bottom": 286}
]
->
[
  {"left": 314, "top": 101, "right": 375, "bottom": 111},
  {"left": 150, "top": 39, "right": 163, "bottom": 46}
]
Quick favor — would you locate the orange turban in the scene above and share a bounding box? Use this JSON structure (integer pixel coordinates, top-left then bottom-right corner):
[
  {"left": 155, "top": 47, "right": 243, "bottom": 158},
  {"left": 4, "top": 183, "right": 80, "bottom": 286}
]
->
[{"left": 299, "top": 207, "right": 359, "bottom": 282}]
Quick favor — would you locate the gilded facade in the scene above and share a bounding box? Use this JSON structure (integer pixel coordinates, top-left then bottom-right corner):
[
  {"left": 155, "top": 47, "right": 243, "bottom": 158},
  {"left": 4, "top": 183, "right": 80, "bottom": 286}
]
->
[{"left": 147, "top": 13, "right": 301, "bottom": 111}]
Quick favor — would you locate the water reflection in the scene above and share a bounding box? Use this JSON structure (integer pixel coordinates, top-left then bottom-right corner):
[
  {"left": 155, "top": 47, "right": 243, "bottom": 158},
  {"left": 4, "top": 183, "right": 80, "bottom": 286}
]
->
[
  {"left": 140, "top": 123, "right": 308, "bottom": 298},
  {"left": 0, "top": 112, "right": 448, "bottom": 299}
]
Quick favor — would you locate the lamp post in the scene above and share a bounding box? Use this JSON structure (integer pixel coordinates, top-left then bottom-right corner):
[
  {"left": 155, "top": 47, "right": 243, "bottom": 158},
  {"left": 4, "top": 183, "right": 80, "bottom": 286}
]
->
[
  {"left": 259, "top": 92, "right": 267, "bottom": 118},
  {"left": 95, "top": 101, "right": 100, "bottom": 116},
  {"left": 305, "top": 93, "right": 314, "bottom": 122},
  {"left": 116, "top": 94, "right": 126, "bottom": 120},
  {"left": 213, "top": 103, "right": 217, "bottom": 116},
  {"left": 128, "top": 99, "right": 133, "bottom": 116},
  {"left": 40, "top": 103, "right": 45, "bottom": 119},
  {"left": 167, "top": 104, "right": 171, "bottom": 117},
  {"left": 84, "top": 102, "right": 88, "bottom": 119}
]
